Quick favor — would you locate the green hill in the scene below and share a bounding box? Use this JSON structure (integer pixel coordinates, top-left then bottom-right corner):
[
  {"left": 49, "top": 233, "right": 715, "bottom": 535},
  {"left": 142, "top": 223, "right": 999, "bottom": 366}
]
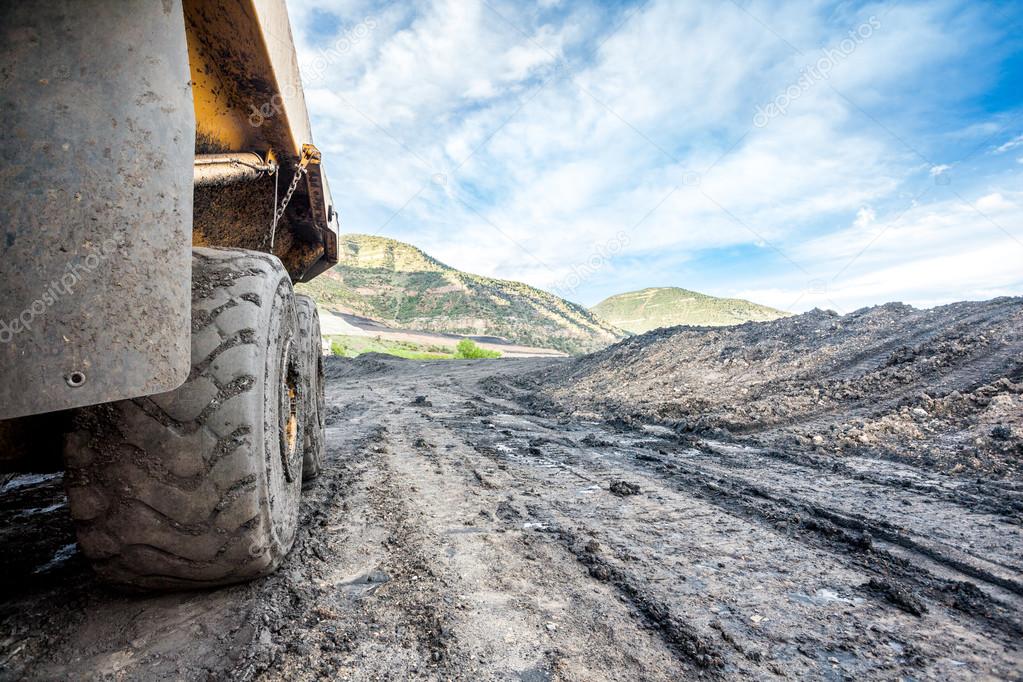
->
[
  {"left": 591, "top": 287, "right": 790, "bottom": 334},
  {"left": 297, "top": 234, "right": 624, "bottom": 354}
]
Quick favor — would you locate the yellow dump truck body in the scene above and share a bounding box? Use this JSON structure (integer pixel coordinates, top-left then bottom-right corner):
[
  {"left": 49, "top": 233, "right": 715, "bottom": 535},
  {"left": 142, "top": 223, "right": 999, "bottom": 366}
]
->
[{"left": 185, "top": 0, "right": 338, "bottom": 280}]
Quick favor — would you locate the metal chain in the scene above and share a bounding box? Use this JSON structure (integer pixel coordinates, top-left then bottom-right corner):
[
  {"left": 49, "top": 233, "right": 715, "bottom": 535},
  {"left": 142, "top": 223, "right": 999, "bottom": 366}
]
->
[{"left": 264, "top": 164, "right": 307, "bottom": 251}]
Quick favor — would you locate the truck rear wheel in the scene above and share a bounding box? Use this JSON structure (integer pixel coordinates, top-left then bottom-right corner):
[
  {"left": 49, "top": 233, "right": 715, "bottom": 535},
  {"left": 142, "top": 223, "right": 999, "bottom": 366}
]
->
[
  {"left": 295, "top": 295, "right": 326, "bottom": 481},
  {"left": 63, "top": 248, "right": 305, "bottom": 590}
]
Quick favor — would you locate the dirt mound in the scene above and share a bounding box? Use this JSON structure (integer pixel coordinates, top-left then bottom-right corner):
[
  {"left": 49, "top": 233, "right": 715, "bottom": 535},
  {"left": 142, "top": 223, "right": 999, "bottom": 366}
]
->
[
  {"left": 322, "top": 353, "right": 398, "bottom": 380},
  {"left": 535, "top": 297, "right": 1023, "bottom": 480}
]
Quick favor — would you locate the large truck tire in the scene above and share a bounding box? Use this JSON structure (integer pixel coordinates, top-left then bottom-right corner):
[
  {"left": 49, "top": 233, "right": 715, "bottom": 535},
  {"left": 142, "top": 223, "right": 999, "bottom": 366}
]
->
[
  {"left": 295, "top": 295, "right": 326, "bottom": 481},
  {"left": 63, "top": 248, "right": 305, "bottom": 590}
]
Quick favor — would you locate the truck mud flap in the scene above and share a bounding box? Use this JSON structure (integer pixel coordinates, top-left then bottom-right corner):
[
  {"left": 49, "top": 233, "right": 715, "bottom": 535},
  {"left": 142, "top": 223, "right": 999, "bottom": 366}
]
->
[{"left": 0, "top": 1, "right": 195, "bottom": 419}]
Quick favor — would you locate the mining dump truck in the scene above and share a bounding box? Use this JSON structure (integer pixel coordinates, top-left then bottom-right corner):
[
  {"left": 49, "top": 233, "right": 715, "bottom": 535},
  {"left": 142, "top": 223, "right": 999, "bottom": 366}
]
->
[{"left": 0, "top": 1, "right": 337, "bottom": 589}]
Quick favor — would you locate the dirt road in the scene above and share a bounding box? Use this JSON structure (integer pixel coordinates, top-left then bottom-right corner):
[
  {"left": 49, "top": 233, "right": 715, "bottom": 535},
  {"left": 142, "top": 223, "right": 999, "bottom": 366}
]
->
[{"left": 1, "top": 354, "right": 1021, "bottom": 680}]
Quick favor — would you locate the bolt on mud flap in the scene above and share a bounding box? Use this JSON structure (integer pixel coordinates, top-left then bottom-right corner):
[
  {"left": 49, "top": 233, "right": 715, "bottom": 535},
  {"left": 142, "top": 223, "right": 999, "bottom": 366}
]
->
[{"left": 0, "top": 1, "right": 195, "bottom": 420}]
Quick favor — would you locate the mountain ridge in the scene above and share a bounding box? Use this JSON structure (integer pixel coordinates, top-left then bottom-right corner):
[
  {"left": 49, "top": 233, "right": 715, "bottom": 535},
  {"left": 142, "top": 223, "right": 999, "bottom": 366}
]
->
[
  {"left": 297, "top": 234, "right": 624, "bottom": 354},
  {"left": 591, "top": 286, "right": 790, "bottom": 333}
]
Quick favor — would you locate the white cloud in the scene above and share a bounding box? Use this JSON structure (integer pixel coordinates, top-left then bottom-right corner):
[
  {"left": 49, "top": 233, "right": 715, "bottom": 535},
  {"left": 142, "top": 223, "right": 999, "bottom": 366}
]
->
[
  {"left": 288, "top": 0, "right": 1022, "bottom": 311},
  {"left": 853, "top": 207, "right": 877, "bottom": 229},
  {"left": 995, "top": 134, "right": 1023, "bottom": 154},
  {"left": 975, "top": 192, "right": 1014, "bottom": 213},
  {"left": 733, "top": 190, "right": 1023, "bottom": 312}
]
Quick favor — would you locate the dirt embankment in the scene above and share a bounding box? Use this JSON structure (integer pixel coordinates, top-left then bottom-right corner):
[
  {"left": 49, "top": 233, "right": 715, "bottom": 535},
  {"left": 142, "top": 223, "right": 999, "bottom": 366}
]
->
[{"left": 533, "top": 298, "right": 1023, "bottom": 483}]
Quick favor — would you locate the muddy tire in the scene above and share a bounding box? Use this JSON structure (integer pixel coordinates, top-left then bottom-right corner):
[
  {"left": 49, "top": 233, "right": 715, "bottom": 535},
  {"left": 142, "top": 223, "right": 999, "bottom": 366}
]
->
[
  {"left": 295, "top": 295, "right": 326, "bottom": 480},
  {"left": 63, "top": 248, "right": 305, "bottom": 590}
]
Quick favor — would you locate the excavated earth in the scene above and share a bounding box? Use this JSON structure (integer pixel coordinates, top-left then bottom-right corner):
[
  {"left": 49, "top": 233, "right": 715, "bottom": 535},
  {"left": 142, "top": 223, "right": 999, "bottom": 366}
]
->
[{"left": 0, "top": 298, "right": 1021, "bottom": 680}]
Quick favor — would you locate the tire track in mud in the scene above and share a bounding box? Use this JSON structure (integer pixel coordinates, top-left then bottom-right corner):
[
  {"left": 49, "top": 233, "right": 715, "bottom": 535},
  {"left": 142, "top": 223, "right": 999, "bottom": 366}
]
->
[
  {"left": 696, "top": 440, "right": 1023, "bottom": 523},
  {"left": 241, "top": 420, "right": 466, "bottom": 681},
  {"left": 482, "top": 374, "right": 1023, "bottom": 631},
  {"left": 445, "top": 418, "right": 796, "bottom": 678},
  {"left": 646, "top": 458, "right": 1023, "bottom": 637},
  {"left": 455, "top": 373, "right": 1023, "bottom": 679},
  {"left": 378, "top": 392, "right": 690, "bottom": 681},
  {"left": 439, "top": 406, "right": 794, "bottom": 677},
  {"left": 517, "top": 376, "right": 1023, "bottom": 525},
  {"left": 654, "top": 444, "right": 1023, "bottom": 600},
  {"left": 556, "top": 526, "right": 727, "bottom": 673},
  {"left": 228, "top": 426, "right": 381, "bottom": 679}
]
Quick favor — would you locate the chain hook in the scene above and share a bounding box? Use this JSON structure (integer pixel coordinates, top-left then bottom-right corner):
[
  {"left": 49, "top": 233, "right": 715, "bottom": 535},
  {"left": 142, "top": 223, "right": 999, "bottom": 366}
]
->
[{"left": 263, "top": 145, "right": 320, "bottom": 253}]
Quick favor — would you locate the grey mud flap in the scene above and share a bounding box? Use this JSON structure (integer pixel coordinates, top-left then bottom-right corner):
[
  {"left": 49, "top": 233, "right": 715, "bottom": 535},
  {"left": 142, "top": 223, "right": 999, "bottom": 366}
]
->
[{"left": 0, "top": 0, "right": 195, "bottom": 419}]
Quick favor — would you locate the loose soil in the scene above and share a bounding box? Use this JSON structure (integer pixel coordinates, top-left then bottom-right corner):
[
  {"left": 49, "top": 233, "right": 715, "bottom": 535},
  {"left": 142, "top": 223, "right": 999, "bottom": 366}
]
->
[{"left": 1, "top": 300, "right": 1021, "bottom": 679}]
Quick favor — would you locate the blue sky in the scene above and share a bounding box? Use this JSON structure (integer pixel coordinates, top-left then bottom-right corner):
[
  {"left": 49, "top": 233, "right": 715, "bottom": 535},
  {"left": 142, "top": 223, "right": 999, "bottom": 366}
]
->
[{"left": 285, "top": 0, "right": 1023, "bottom": 313}]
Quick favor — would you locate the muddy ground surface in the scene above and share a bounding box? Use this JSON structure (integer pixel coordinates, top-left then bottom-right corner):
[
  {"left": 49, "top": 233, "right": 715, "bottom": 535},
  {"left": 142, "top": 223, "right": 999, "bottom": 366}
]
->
[{"left": 2, "top": 340, "right": 1022, "bottom": 679}]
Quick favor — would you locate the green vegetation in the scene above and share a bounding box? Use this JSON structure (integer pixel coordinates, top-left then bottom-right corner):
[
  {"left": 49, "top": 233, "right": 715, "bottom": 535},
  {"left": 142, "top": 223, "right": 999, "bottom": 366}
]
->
[
  {"left": 296, "top": 234, "right": 624, "bottom": 355},
  {"left": 325, "top": 334, "right": 457, "bottom": 360},
  {"left": 455, "top": 339, "right": 501, "bottom": 359},
  {"left": 324, "top": 334, "right": 504, "bottom": 361},
  {"left": 591, "top": 287, "right": 791, "bottom": 334}
]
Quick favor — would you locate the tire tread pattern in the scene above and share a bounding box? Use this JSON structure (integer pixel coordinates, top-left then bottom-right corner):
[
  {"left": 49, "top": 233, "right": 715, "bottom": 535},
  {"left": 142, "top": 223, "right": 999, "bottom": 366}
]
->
[
  {"left": 64, "top": 248, "right": 302, "bottom": 589},
  {"left": 295, "top": 294, "right": 325, "bottom": 480}
]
